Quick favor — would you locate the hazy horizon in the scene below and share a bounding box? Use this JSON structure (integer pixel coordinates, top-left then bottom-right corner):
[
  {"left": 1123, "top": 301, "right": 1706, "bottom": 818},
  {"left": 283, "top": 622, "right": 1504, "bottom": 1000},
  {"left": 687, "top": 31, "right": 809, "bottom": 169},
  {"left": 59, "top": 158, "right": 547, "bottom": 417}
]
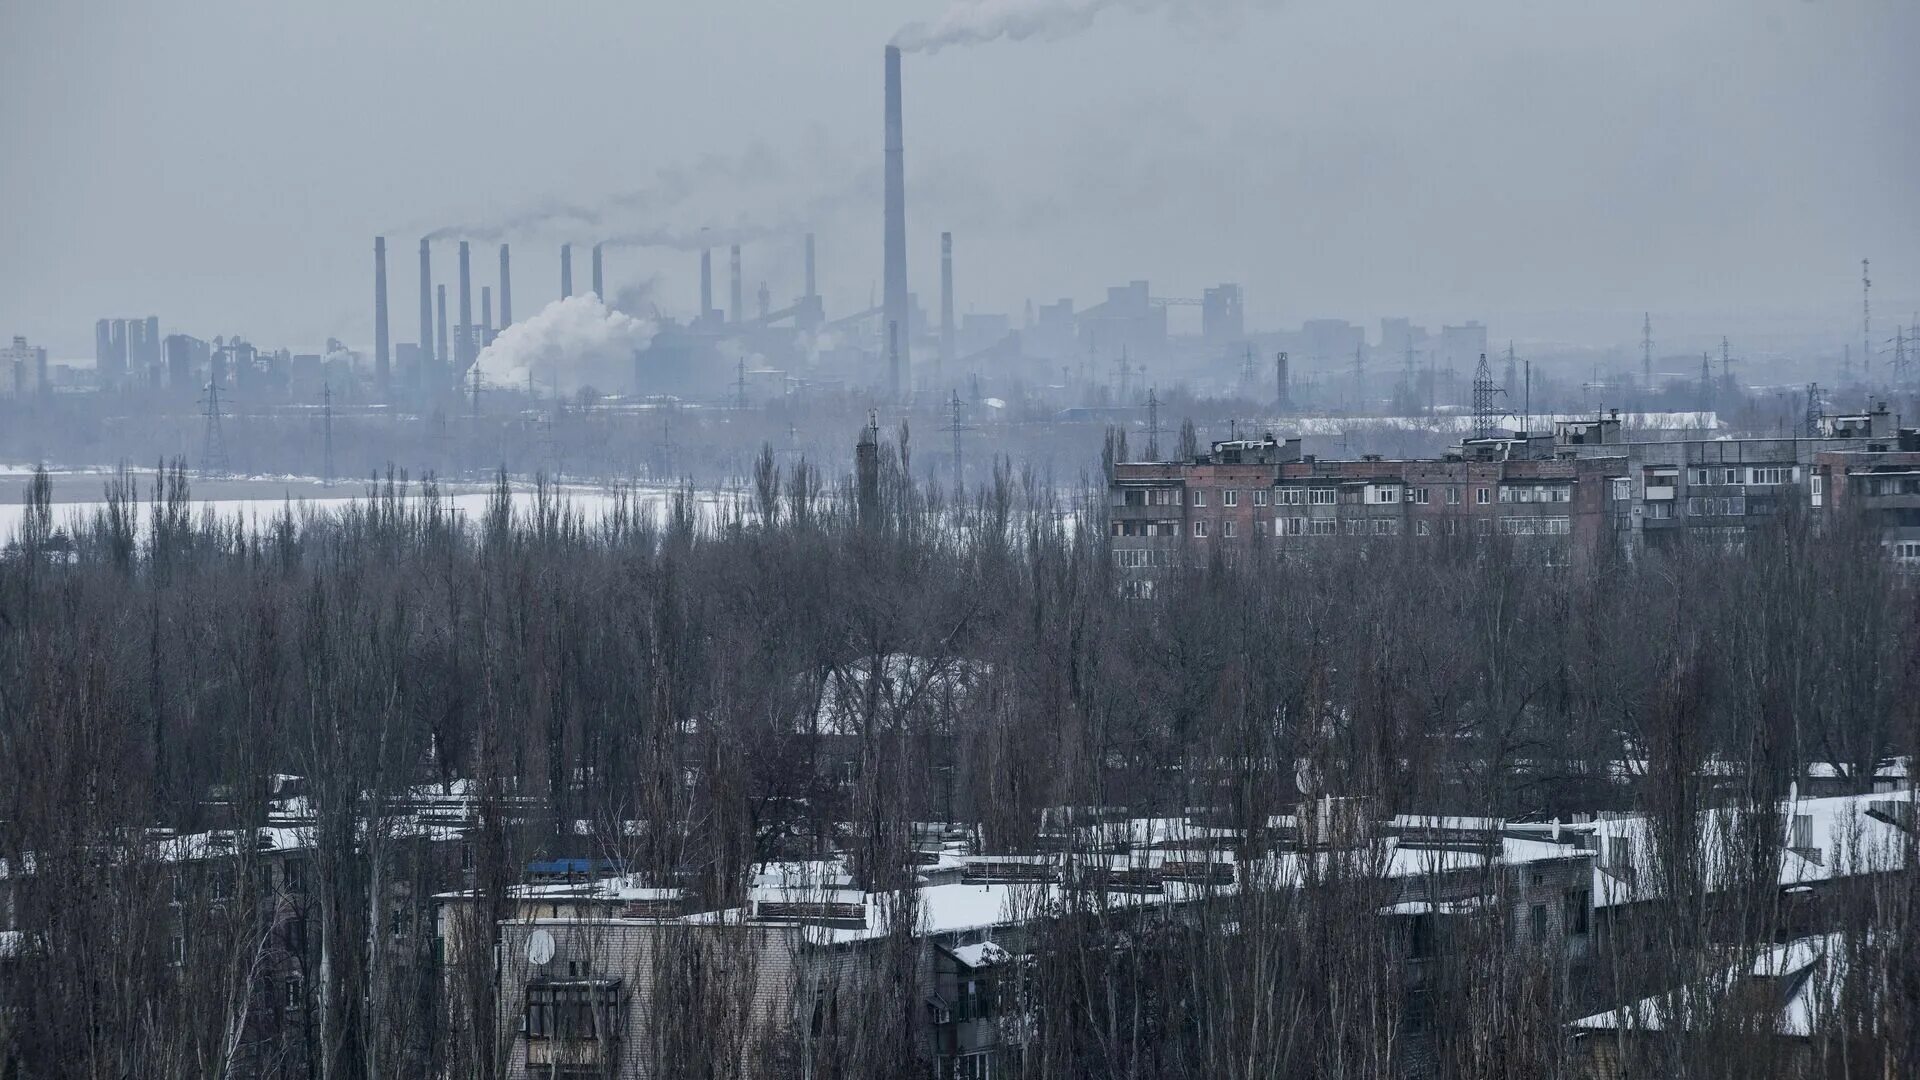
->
[{"left": 4, "top": 0, "right": 1916, "bottom": 359}]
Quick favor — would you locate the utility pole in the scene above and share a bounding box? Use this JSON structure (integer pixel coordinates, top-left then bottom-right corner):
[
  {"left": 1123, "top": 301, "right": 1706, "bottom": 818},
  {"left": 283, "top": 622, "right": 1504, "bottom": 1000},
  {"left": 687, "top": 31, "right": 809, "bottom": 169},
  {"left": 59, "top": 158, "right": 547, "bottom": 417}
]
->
[
  {"left": 200, "top": 379, "right": 229, "bottom": 479},
  {"left": 1145, "top": 385, "right": 1161, "bottom": 460},
  {"left": 1523, "top": 359, "right": 1531, "bottom": 435},
  {"left": 321, "top": 381, "right": 335, "bottom": 487}
]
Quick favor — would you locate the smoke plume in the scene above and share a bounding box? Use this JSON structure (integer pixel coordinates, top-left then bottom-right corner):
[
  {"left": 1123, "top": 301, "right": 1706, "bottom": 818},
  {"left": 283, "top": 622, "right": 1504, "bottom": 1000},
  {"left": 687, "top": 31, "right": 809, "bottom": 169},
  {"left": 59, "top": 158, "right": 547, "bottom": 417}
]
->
[
  {"left": 892, "top": 0, "right": 1265, "bottom": 53},
  {"left": 473, "top": 295, "right": 655, "bottom": 397}
]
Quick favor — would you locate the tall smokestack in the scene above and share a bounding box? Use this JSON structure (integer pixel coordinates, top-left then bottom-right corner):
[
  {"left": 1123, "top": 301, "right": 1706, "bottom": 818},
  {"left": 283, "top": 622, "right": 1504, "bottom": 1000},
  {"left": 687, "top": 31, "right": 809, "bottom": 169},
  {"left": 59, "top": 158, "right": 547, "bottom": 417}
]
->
[
  {"left": 804, "top": 232, "right": 817, "bottom": 300},
  {"left": 418, "top": 238, "right": 433, "bottom": 377},
  {"left": 939, "top": 231, "right": 954, "bottom": 378},
  {"left": 883, "top": 45, "right": 911, "bottom": 398},
  {"left": 458, "top": 240, "right": 473, "bottom": 378},
  {"left": 729, "top": 244, "right": 743, "bottom": 324},
  {"left": 560, "top": 243, "right": 573, "bottom": 299},
  {"left": 374, "top": 236, "right": 390, "bottom": 396},
  {"left": 700, "top": 248, "right": 713, "bottom": 323},
  {"left": 436, "top": 285, "right": 449, "bottom": 368},
  {"left": 591, "top": 243, "right": 604, "bottom": 299},
  {"left": 481, "top": 285, "right": 492, "bottom": 340},
  {"left": 498, "top": 243, "right": 513, "bottom": 328}
]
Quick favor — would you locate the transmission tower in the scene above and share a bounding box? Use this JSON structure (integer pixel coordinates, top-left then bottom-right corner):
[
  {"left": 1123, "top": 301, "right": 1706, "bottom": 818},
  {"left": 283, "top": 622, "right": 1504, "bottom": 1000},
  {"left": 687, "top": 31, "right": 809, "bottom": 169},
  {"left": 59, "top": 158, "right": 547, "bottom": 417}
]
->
[
  {"left": 1719, "top": 336, "right": 1736, "bottom": 392},
  {"left": 321, "top": 382, "right": 335, "bottom": 487},
  {"left": 1241, "top": 345, "right": 1256, "bottom": 389},
  {"left": 1351, "top": 343, "right": 1365, "bottom": 411},
  {"left": 1699, "top": 352, "right": 1713, "bottom": 409},
  {"left": 1145, "top": 386, "right": 1161, "bottom": 460},
  {"left": 1641, "top": 312, "right": 1653, "bottom": 391},
  {"left": 1470, "top": 353, "right": 1503, "bottom": 439},
  {"left": 1804, "top": 383, "right": 1823, "bottom": 437},
  {"left": 199, "top": 379, "right": 230, "bottom": 478},
  {"left": 944, "top": 390, "right": 967, "bottom": 494}
]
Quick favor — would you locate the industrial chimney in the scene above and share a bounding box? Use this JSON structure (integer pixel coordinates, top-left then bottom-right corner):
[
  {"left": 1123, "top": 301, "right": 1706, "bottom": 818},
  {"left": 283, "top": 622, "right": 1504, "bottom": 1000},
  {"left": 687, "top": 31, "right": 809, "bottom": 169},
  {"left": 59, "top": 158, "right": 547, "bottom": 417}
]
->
[
  {"left": 805, "top": 232, "right": 818, "bottom": 302},
  {"left": 591, "top": 243, "right": 604, "bottom": 299},
  {"left": 883, "top": 45, "right": 911, "bottom": 398},
  {"left": 560, "top": 244, "right": 573, "bottom": 299},
  {"left": 1276, "top": 351, "right": 1292, "bottom": 411},
  {"left": 700, "top": 248, "right": 714, "bottom": 325},
  {"left": 458, "top": 240, "right": 473, "bottom": 378},
  {"left": 374, "top": 236, "right": 390, "bottom": 396},
  {"left": 418, "top": 238, "right": 433, "bottom": 380},
  {"left": 481, "top": 285, "right": 492, "bottom": 342},
  {"left": 498, "top": 244, "right": 513, "bottom": 328},
  {"left": 729, "top": 244, "right": 743, "bottom": 325},
  {"left": 939, "top": 231, "right": 954, "bottom": 379},
  {"left": 435, "top": 284, "right": 450, "bottom": 389}
]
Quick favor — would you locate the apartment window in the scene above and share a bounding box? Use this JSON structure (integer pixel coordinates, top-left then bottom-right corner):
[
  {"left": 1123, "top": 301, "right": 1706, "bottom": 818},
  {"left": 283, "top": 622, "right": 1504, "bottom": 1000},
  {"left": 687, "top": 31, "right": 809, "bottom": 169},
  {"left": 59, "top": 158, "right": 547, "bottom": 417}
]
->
[
  {"left": 1612, "top": 478, "right": 1632, "bottom": 501},
  {"left": 1191, "top": 490, "right": 1206, "bottom": 507},
  {"left": 1444, "top": 518, "right": 1460, "bottom": 535},
  {"left": 1475, "top": 487, "right": 1490, "bottom": 505},
  {"left": 1474, "top": 519, "right": 1492, "bottom": 535},
  {"left": 1253, "top": 489, "right": 1269, "bottom": 506},
  {"left": 1564, "top": 890, "right": 1590, "bottom": 935},
  {"left": 1688, "top": 467, "right": 1712, "bottom": 486},
  {"left": 1749, "top": 466, "right": 1789, "bottom": 486},
  {"left": 1445, "top": 487, "right": 1461, "bottom": 505},
  {"left": 1411, "top": 487, "right": 1430, "bottom": 505},
  {"left": 1723, "top": 467, "right": 1742, "bottom": 485},
  {"left": 1222, "top": 520, "right": 1237, "bottom": 538},
  {"left": 1530, "top": 903, "right": 1549, "bottom": 941},
  {"left": 1223, "top": 490, "right": 1239, "bottom": 507},
  {"left": 283, "top": 859, "right": 305, "bottom": 892},
  {"left": 1280, "top": 516, "right": 1305, "bottom": 536},
  {"left": 1892, "top": 541, "right": 1920, "bottom": 560},
  {"left": 1810, "top": 474, "right": 1823, "bottom": 506},
  {"left": 1646, "top": 501, "right": 1675, "bottom": 520},
  {"left": 1372, "top": 486, "right": 1399, "bottom": 504},
  {"left": 1192, "top": 520, "right": 1208, "bottom": 538},
  {"left": 1415, "top": 519, "right": 1431, "bottom": 536},
  {"left": 1343, "top": 519, "right": 1364, "bottom": 536},
  {"left": 1309, "top": 518, "right": 1338, "bottom": 536},
  {"left": 1278, "top": 487, "right": 1304, "bottom": 505},
  {"left": 1309, "top": 488, "right": 1336, "bottom": 506},
  {"left": 1499, "top": 486, "right": 1516, "bottom": 503},
  {"left": 1254, "top": 519, "right": 1267, "bottom": 537}
]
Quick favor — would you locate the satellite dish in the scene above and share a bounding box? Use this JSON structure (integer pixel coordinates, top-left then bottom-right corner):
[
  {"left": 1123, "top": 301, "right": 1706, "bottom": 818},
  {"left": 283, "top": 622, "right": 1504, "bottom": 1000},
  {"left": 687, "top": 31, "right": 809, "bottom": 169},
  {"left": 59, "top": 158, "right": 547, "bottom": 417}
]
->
[{"left": 527, "top": 929, "right": 556, "bottom": 967}]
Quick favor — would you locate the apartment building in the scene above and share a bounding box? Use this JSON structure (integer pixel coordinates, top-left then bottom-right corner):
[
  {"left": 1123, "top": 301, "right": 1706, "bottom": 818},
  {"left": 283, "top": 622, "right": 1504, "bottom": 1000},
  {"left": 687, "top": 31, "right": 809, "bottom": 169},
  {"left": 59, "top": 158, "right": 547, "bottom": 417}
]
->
[{"left": 1109, "top": 405, "right": 1920, "bottom": 579}]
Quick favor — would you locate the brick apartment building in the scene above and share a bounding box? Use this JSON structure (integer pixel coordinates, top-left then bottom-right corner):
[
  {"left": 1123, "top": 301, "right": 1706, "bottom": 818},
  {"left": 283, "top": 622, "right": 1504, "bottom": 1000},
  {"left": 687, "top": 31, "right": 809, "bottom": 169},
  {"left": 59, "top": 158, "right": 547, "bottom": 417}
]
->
[{"left": 1110, "top": 404, "right": 1920, "bottom": 578}]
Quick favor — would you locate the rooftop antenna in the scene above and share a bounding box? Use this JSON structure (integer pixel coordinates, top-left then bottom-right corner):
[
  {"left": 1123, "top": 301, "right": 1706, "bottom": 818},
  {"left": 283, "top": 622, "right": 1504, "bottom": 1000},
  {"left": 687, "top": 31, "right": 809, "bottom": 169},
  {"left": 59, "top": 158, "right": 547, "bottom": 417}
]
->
[
  {"left": 321, "top": 381, "right": 335, "bottom": 487},
  {"left": 199, "top": 378, "right": 230, "bottom": 479},
  {"left": 1145, "top": 385, "right": 1161, "bottom": 460}
]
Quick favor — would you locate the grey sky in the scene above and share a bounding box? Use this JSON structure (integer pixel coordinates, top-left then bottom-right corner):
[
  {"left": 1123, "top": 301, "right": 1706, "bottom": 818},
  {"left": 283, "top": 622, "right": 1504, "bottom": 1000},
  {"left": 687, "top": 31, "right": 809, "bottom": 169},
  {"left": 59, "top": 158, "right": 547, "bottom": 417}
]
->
[{"left": 3, "top": 0, "right": 1915, "bottom": 359}]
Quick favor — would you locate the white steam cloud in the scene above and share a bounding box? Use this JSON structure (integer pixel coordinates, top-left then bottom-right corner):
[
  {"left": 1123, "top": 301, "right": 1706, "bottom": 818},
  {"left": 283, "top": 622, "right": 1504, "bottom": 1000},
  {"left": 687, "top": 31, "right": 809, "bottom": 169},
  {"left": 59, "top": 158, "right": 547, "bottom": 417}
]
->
[{"left": 473, "top": 295, "right": 655, "bottom": 397}]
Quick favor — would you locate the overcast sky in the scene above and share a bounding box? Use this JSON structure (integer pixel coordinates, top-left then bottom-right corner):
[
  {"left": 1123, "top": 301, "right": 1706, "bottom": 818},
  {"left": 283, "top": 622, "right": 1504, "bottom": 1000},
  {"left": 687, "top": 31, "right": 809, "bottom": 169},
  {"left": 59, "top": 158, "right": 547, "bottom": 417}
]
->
[{"left": 3, "top": 0, "right": 1916, "bottom": 359}]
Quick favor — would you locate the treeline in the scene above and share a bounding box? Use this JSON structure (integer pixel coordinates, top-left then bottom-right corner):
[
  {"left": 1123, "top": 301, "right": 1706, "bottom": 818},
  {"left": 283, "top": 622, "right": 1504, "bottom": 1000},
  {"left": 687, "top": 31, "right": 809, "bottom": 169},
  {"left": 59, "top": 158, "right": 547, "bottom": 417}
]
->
[{"left": 0, "top": 443, "right": 1916, "bottom": 1078}]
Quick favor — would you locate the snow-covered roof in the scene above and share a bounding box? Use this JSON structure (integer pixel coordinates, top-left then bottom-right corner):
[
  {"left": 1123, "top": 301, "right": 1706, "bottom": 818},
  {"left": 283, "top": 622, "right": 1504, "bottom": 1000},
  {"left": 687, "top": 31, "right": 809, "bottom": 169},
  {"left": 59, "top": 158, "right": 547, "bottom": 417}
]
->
[
  {"left": 1572, "top": 933, "right": 1848, "bottom": 1038},
  {"left": 948, "top": 941, "right": 1010, "bottom": 969}
]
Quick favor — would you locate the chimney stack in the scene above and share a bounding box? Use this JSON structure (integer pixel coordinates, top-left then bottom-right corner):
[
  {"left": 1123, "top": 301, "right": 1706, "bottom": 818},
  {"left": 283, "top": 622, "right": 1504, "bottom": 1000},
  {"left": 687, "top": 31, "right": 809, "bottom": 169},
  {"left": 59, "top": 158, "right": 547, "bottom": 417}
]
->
[
  {"left": 700, "top": 247, "right": 714, "bottom": 324},
  {"left": 804, "top": 232, "right": 817, "bottom": 301},
  {"left": 481, "top": 285, "right": 492, "bottom": 341},
  {"left": 1276, "top": 351, "right": 1292, "bottom": 411},
  {"left": 458, "top": 240, "right": 473, "bottom": 378},
  {"left": 418, "top": 238, "right": 433, "bottom": 380},
  {"left": 560, "top": 243, "right": 573, "bottom": 299},
  {"left": 374, "top": 236, "right": 390, "bottom": 396},
  {"left": 883, "top": 45, "right": 911, "bottom": 398},
  {"left": 436, "top": 284, "right": 449, "bottom": 389},
  {"left": 939, "top": 231, "right": 954, "bottom": 378},
  {"left": 498, "top": 244, "right": 513, "bottom": 328},
  {"left": 591, "top": 243, "right": 604, "bottom": 299},
  {"left": 730, "top": 244, "right": 743, "bottom": 324}
]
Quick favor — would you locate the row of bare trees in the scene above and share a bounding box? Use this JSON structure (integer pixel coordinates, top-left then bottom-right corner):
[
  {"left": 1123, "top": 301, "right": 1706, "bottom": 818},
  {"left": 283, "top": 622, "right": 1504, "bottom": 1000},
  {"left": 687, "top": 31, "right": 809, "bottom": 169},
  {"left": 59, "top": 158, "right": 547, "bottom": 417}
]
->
[{"left": 1, "top": 444, "right": 1916, "bottom": 1078}]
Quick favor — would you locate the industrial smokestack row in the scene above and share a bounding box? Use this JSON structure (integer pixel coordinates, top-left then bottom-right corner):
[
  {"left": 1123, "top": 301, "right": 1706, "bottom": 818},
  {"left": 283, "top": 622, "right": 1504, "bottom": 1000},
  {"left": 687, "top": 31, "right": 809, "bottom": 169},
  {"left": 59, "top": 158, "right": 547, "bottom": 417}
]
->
[
  {"left": 591, "top": 243, "right": 604, "bottom": 300},
  {"left": 374, "top": 237, "right": 390, "bottom": 396},
  {"left": 940, "top": 231, "right": 954, "bottom": 378},
  {"left": 730, "top": 245, "right": 743, "bottom": 325},
  {"left": 883, "top": 45, "right": 911, "bottom": 400},
  {"left": 560, "top": 243, "right": 573, "bottom": 300},
  {"left": 499, "top": 244, "right": 513, "bottom": 328}
]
